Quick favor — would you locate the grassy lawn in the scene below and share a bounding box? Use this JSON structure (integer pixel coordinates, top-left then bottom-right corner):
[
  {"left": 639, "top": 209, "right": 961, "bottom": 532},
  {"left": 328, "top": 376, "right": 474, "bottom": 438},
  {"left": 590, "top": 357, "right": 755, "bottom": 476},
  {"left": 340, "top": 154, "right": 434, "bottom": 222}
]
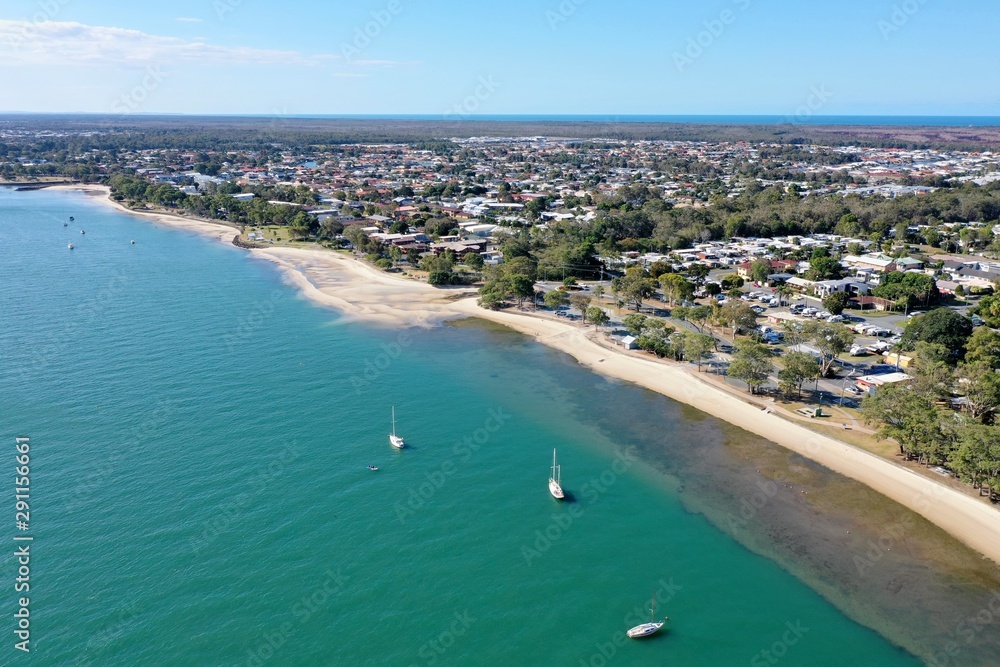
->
[{"left": 259, "top": 225, "right": 292, "bottom": 243}]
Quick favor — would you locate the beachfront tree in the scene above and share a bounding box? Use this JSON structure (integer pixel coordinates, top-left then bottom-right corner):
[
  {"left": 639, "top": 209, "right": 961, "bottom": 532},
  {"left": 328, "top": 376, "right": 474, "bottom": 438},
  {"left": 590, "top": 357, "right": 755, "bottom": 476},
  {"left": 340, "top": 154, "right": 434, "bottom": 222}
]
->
[
  {"left": 611, "top": 267, "right": 657, "bottom": 312},
  {"left": 803, "top": 322, "right": 854, "bottom": 377},
  {"left": 544, "top": 289, "right": 570, "bottom": 310},
  {"left": 389, "top": 245, "right": 403, "bottom": 267},
  {"left": 958, "top": 361, "right": 1000, "bottom": 423},
  {"left": 671, "top": 305, "right": 691, "bottom": 326},
  {"left": 861, "top": 384, "right": 947, "bottom": 464},
  {"left": 728, "top": 341, "right": 774, "bottom": 395},
  {"left": 569, "top": 293, "right": 592, "bottom": 315},
  {"left": 719, "top": 301, "right": 758, "bottom": 336},
  {"left": 900, "top": 308, "right": 974, "bottom": 363},
  {"left": 659, "top": 273, "right": 695, "bottom": 307},
  {"left": 636, "top": 321, "right": 676, "bottom": 359},
  {"left": 823, "top": 291, "right": 851, "bottom": 316},
  {"left": 478, "top": 279, "right": 511, "bottom": 310},
  {"left": 422, "top": 254, "right": 456, "bottom": 285},
  {"left": 949, "top": 425, "right": 1000, "bottom": 496},
  {"left": 683, "top": 332, "right": 715, "bottom": 371},
  {"left": 343, "top": 225, "right": 367, "bottom": 254},
  {"left": 907, "top": 343, "right": 954, "bottom": 402},
  {"left": 777, "top": 352, "right": 821, "bottom": 398},
  {"left": 509, "top": 275, "right": 536, "bottom": 307},
  {"left": 690, "top": 305, "right": 713, "bottom": 333},
  {"left": 463, "top": 252, "right": 485, "bottom": 270},
  {"left": 622, "top": 314, "right": 649, "bottom": 336},
  {"left": 965, "top": 327, "right": 1000, "bottom": 369},
  {"left": 586, "top": 307, "right": 610, "bottom": 330}
]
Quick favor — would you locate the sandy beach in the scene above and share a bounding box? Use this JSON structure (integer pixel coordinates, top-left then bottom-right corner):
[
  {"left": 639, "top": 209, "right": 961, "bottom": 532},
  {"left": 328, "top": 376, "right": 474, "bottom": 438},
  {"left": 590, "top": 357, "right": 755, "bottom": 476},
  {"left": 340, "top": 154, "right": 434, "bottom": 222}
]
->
[{"left": 50, "top": 184, "right": 1000, "bottom": 565}]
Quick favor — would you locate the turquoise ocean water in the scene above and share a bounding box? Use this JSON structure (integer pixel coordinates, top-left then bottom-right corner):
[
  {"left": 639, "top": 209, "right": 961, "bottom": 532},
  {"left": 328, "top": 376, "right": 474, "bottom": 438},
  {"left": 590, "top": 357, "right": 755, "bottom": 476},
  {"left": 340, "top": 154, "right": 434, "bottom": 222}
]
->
[{"left": 1, "top": 188, "right": 995, "bottom": 665}]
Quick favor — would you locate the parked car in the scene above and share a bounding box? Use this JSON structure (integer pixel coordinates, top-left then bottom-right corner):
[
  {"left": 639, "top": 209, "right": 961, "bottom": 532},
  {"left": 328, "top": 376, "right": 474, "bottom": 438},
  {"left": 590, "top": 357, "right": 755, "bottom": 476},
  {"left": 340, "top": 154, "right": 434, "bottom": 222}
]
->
[{"left": 827, "top": 314, "right": 845, "bottom": 323}]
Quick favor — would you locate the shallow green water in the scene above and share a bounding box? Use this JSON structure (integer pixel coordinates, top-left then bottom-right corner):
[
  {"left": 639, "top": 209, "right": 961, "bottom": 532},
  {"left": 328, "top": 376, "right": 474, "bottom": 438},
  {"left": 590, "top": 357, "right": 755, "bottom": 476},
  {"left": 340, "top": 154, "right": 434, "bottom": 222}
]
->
[{"left": 0, "top": 187, "right": 972, "bottom": 665}]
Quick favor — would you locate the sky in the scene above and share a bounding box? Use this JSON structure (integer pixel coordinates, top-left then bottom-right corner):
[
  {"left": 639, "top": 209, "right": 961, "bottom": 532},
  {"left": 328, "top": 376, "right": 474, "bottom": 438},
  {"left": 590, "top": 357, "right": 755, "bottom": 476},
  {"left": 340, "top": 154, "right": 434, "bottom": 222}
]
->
[{"left": 1, "top": 0, "right": 998, "bottom": 117}]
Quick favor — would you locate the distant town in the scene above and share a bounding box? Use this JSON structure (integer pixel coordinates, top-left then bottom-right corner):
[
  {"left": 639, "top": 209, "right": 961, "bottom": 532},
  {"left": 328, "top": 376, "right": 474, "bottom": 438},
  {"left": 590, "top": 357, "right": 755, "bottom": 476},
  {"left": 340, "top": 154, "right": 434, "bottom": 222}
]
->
[{"left": 4, "top": 117, "right": 1000, "bottom": 498}]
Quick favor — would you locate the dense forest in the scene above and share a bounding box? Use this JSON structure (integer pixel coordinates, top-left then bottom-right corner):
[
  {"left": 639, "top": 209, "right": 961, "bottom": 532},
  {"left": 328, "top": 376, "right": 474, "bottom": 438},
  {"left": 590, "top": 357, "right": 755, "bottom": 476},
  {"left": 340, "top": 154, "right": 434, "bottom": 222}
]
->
[{"left": 4, "top": 114, "right": 1000, "bottom": 150}]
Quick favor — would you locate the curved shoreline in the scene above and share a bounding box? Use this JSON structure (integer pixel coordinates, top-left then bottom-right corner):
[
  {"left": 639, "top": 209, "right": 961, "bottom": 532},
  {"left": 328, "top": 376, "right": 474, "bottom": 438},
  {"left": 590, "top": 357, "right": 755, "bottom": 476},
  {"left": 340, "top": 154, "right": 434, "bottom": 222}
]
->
[{"left": 52, "top": 184, "right": 1000, "bottom": 565}]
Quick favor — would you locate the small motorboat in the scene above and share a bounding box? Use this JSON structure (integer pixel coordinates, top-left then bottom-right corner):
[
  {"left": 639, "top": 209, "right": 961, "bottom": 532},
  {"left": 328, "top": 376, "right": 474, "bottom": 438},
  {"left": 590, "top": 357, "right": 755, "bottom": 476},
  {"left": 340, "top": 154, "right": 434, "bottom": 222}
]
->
[
  {"left": 367, "top": 465, "right": 379, "bottom": 472},
  {"left": 80, "top": 230, "right": 86, "bottom": 235},
  {"left": 67, "top": 243, "right": 74, "bottom": 249},
  {"left": 130, "top": 240, "right": 136, "bottom": 244}
]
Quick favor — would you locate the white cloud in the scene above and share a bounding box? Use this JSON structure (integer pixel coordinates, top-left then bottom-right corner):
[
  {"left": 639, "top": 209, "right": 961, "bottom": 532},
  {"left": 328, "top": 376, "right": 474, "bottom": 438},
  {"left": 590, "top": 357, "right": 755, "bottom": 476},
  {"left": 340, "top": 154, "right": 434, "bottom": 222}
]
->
[
  {"left": 175, "top": 18, "right": 203, "bottom": 23},
  {"left": 353, "top": 59, "right": 419, "bottom": 68},
  {"left": 0, "top": 21, "right": 336, "bottom": 66}
]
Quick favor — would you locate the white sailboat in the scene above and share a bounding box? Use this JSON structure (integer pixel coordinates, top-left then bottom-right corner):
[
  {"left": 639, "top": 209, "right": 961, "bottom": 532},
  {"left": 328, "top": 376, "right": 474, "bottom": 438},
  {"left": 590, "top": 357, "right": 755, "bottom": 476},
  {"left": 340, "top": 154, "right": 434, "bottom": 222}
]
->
[
  {"left": 627, "top": 594, "right": 667, "bottom": 639},
  {"left": 389, "top": 406, "right": 405, "bottom": 449},
  {"left": 548, "top": 449, "right": 564, "bottom": 500}
]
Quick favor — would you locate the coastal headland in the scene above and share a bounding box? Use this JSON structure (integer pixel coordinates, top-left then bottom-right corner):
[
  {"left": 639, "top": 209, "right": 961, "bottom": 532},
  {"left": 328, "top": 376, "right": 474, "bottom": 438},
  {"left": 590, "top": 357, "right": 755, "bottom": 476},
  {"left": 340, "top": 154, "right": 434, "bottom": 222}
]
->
[{"left": 54, "top": 184, "right": 1000, "bottom": 566}]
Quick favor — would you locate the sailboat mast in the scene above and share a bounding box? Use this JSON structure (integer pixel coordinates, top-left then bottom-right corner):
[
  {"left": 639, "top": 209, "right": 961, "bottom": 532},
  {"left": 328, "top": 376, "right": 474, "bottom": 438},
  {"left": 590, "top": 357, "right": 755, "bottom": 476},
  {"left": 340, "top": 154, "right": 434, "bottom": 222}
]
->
[{"left": 392, "top": 406, "right": 396, "bottom": 436}]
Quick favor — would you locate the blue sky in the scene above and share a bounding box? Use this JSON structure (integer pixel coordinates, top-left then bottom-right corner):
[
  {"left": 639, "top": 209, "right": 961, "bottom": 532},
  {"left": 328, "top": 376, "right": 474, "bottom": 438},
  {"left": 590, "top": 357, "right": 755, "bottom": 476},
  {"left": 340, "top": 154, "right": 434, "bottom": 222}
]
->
[{"left": 1, "top": 0, "right": 998, "bottom": 116}]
